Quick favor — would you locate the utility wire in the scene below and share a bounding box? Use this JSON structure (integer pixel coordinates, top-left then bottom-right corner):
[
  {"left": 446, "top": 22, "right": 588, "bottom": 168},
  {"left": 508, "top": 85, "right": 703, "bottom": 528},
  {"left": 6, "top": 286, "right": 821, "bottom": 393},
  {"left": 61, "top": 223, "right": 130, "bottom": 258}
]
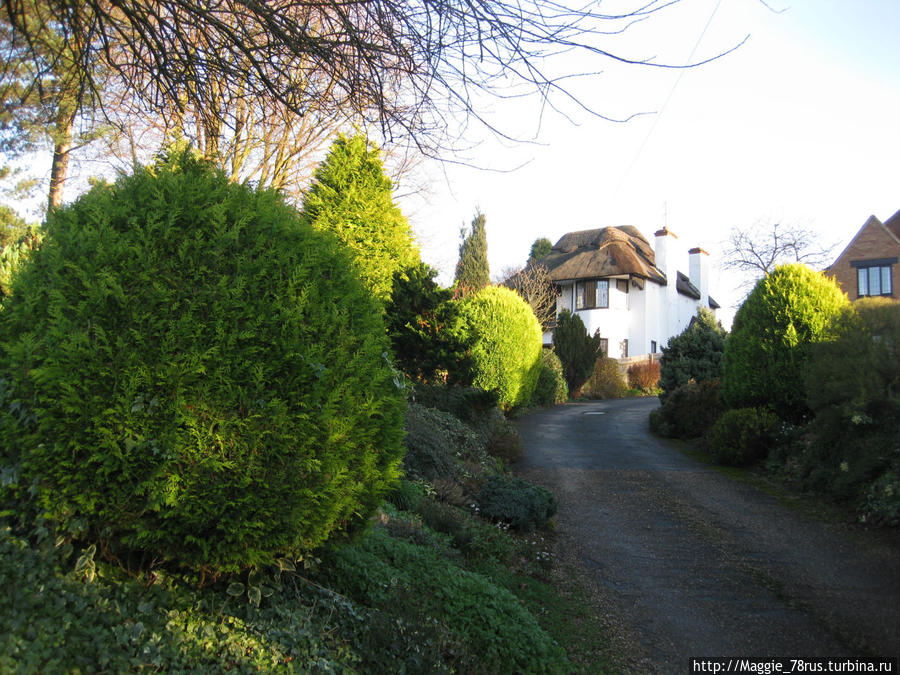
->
[{"left": 614, "top": 0, "right": 726, "bottom": 199}]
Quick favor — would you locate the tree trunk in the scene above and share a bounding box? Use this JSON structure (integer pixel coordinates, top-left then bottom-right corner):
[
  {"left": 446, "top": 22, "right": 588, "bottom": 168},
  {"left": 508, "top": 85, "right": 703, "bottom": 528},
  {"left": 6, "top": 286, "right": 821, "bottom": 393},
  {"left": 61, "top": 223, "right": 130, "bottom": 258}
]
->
[{"left": 47, "top": 108, "right": 76, "bottom": 211}]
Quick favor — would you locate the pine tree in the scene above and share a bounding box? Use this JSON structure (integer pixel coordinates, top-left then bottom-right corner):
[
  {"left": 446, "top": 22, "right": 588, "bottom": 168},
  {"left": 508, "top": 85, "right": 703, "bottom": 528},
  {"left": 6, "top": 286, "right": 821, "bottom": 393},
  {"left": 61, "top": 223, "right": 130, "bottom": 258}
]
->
[
  {"left": 302, "top": 134, "right": 420, "bottom": 302},
  {"left": 454, "top": 209, "right": 490, "bottom": 296}
]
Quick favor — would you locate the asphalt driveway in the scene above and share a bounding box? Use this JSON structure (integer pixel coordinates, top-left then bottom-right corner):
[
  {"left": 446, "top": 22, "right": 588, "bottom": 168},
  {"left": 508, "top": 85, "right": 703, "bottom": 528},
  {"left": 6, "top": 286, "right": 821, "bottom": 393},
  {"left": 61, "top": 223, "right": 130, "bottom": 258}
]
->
[{"left": 514, "top": 398, "right": 900, "bottom": 673}]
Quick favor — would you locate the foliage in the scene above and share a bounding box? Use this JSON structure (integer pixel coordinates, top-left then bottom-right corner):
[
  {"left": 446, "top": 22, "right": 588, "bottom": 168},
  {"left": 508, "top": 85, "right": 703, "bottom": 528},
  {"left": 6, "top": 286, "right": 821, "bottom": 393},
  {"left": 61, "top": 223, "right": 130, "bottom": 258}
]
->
[
  {"left": 454, "top": 286, "right": 543, "bottom": 410},
  {"left": 504, "top": 263, "right": 558, "bottom": 331},
  {"left": 530, "top": 348, "right": 569, "bottom": 406},
  {"left": 475, "top": 475, "right": 558, "bottom": 532},
  {"left": 785, "top": 298, "right": 900, "bottom": 508},
  {"left": 552, "top": 309, "right": 604, "bottom": 395},
  {"left": 0, "top": 150, "right": 405, "bottom": 574},
  {"left": 528, "top": 237, "right": 553, "bottom": 264},
  {"left": 706, "top": 407, "right": 779, "bottom": 466},
  {"left": 658, "top": 307, "right": 726, "bottom": 402},
  {"left": 0, "top": 526, "right": 359, "bottom": 672},
  {"left": 402, "top": 402, "right": 496, "bottom": 482},
  {"left": 627, "top": 358, "right": 661, "bottom": 395},
  {"left": 649, "top": 379, "right": 723, "bottom": 440},
  {"left": 0, "top": 204, "right": 30, "bottom": 248},
  {"left": 0, "top": 222, "right": 41, "bottom": 300},
  {"left": 582, "top": 356, "right": 627, "bottom": 399},
  {"left": 862, "top": 471, "right": 900, "bottom": 527},
  {"left": 302, "top": 133, "right": 419, "bottom": 302},
  {"left": 319, "top": 526, "right": 567, "bottom": 673},
  {"left": 721, "top": 263, "right": 848, "bottom": 420},
  {"left": 385, "top": 262, "right": 471, "bottom": 383},
  {"left": 454, "top": 209, "right": 490, "bottom": 296},
  {"left": 806, "top": 298, "right": 900, "bottom": 423}
]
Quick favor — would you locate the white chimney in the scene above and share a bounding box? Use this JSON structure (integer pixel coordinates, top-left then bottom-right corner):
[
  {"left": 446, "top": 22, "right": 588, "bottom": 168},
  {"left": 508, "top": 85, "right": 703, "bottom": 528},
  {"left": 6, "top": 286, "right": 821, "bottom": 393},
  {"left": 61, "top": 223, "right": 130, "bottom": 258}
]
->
[
  {"left": 689, "top": 247, "right": 710, "bottom": 309},
  {"left": 655, "top": 227, "right": 679, "bottom": 339}
]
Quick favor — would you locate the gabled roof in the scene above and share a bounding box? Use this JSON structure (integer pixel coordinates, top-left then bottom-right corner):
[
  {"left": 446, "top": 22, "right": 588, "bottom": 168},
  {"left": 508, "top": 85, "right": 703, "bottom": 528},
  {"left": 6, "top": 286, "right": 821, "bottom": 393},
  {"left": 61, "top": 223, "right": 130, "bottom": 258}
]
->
[
  {"left": 537, "top": 226, "right": 666, "bottom": 284},
  {"left": 883, "top": 209, "right": 900, "bottom": 242}
]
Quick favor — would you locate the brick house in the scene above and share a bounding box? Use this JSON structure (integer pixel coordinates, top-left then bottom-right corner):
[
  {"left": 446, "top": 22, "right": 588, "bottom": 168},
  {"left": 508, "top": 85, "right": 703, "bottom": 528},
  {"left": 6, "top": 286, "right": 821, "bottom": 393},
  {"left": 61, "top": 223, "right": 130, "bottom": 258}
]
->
[{"left": 826, "top": 209, "right": 900, "bottom": 300}]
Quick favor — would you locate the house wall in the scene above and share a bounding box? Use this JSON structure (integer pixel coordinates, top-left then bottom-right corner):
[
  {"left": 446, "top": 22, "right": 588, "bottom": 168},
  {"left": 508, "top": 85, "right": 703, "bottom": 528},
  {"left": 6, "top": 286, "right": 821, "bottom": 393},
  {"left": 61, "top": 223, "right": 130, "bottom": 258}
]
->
[{"left": 827, "top": 217, "right": 900, "bottom": 300}]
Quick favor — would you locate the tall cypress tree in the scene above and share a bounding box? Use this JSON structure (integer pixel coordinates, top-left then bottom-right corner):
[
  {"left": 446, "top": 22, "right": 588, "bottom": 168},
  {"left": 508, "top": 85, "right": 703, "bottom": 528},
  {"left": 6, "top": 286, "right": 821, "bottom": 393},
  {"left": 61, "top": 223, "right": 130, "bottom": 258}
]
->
[
  {"left": 303, "top": 134, "right": 420, "bottom": 302},
  {"left": 454, "top": 209, "right": 490, "bottom": 296}
]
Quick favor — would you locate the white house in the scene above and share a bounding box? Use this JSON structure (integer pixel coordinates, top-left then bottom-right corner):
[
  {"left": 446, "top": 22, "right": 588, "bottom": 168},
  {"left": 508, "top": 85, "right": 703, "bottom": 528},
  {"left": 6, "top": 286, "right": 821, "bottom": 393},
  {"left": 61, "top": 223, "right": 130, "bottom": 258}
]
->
[{"left": 537, "top": 226, "right": 719, "bottom": 358}]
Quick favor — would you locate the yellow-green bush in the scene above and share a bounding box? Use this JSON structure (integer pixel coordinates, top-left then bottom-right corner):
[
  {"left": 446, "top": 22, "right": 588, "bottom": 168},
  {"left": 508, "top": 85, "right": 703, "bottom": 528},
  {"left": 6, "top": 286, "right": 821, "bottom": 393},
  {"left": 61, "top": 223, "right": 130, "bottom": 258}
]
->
[
  {"left": 722, "top": 264, "right": 847, "bottom": 420},
  {"left": 0, "top": 150, "right": 405, "bottom": 574},
  {"left": 454, "top": 286, "right": 543, "bottom": 410}
]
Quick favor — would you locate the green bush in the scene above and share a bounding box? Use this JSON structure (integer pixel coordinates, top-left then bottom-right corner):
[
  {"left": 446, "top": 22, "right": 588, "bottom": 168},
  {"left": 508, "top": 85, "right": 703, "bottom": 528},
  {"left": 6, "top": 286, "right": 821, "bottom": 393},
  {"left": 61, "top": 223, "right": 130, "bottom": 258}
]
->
[
  {"left": 385, "top": 262, "right": 471, "bottom": 383},
  {"left": 0, "top": 150, "right": 405, "bottom": 574},
  {"left": 799, "top": 298, "right": 900, "bottom": 507},
  {"left": 475, "top": 475, "right": 558, "bottom": 531},
  {"left": 302, "top": 134, "right": 419, "bottom": 302},
  {"left": 722, "top": 264, "right": 847, "bottom": 420},
  {"left": 454, "top": 286, "right": 543, "bottom": 410},
  {"left": 707, "top": 407, "right": 779, "bottom": 466},
  {"left": 862, "top": 471, "right": 900, "bottom": 526},
  {"left": 552, "top": 309, "right": 603, "bottom": 395},
  {"left": 649, "top": 379, "right": 723, "bottom": 440},
  {"left": 319, "top": 526, "right": 567, "bottom": 673},
  {"left": 658, "top": 307, "right": 726, "bottom": 402},
  {"left": 530, "top": 348, "right": 569, "bottom": 406},
  {"left": 583, "top": 356, "right": 627, "bottom": 399}
]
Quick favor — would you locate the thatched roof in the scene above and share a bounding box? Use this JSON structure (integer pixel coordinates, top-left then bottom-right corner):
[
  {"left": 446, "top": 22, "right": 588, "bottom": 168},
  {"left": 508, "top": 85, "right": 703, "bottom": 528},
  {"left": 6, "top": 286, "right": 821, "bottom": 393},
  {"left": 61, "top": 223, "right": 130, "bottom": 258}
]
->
[{"left": 537, "top": 226, "right": 666, "bottom": 284}]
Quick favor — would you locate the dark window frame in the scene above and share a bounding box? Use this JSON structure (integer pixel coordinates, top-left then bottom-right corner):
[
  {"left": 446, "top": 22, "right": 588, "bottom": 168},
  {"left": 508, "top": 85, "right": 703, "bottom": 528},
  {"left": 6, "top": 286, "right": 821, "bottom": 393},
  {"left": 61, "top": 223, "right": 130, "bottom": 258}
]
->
[
  {"left": 852, "top": 259, "right": 895, "bottom": 298},
  {"left": 575, "top": 278, "right": 610, "bottom": 310}
]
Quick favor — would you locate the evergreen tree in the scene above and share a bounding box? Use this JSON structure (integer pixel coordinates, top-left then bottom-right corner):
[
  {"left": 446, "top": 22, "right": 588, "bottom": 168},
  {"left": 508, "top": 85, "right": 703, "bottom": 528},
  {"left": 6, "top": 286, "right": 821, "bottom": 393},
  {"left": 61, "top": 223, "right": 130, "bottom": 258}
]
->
[
  {"left": 553, "top": 309, "right": 603, "bottom": 395},
  {"left": 528, "top": 237, "right": 553, "bottom": 264},
  {"left": 454, "top": 209, "right": 490, "bottom": 295},
  {"left": 658, "top": 307, "right": 726, "bottom": 402},
  {"left": 302, "top": 134, "right": 420, "bottom": 302}
]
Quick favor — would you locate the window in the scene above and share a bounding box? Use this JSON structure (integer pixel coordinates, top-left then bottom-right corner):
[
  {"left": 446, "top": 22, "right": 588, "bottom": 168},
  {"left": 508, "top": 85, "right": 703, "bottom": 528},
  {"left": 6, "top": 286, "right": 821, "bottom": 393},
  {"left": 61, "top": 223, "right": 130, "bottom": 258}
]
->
[
  {"left": 616, "top": 278, "right": 629, "bottom": 294},
  {"left": 575, "top": 279, "right": 609, "bottom": 309},
  {"left": 621, "top": 339, "right": 628, "bottom": 358},
  {"left": 855, "top": 260, "right": 895, "bottom": 297},
  {"left": 598, "top": 338, "right": 608, "bottom": 356},
  {"left": 651, "top": 340, "right": 657, "bottom": 354}
]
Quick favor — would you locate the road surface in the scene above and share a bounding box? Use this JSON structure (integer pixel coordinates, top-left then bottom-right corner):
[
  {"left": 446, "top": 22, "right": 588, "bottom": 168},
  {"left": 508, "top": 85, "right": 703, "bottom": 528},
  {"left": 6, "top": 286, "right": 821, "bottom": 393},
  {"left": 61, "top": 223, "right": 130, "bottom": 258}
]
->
[{"left": 514, "top": 398, "right": 900, "bottom": 673}]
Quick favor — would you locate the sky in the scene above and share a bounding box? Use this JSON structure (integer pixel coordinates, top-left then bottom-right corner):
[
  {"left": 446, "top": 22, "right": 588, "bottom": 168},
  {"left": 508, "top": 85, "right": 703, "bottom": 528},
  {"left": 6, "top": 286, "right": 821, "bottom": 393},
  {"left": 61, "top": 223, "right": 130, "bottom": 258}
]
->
[{"left": 402, "top": 0, "right": 900, "bottom": 328}]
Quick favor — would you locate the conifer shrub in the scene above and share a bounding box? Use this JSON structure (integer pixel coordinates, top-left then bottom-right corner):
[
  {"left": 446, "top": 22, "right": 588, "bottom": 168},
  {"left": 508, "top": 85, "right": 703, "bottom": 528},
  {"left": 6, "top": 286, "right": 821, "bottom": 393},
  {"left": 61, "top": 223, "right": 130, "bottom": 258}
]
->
[
  {"left": 0, "top": 150, "right": 405, "bottom": 574},
  {"left": 302, "top": 134, "right": 419, "bottom": 302},
  {"left": 722, "top": 264, "right": 847, "bottom": 420},
  {"left": 552, "top": 309, "right": 603, "bottom": 395},
  {"left": 649, "top": 379, "right": 723, "bottom": 440},
  {"left": 706, "top": 407, "right": 779, "bottom": 466},
  {"left": 583, "top": 356, "right": 627, "bottom": 399},
  {"left": 530, "top": 348, "right": 569, "bottom": 406},
  {"left": 453, "top": 286, "right": 543, "bottom": 410},
  {"left": 658, "top": 307, "right": 726, "bottom": 402},
  {"left": 475, "top": 475, "right": 558, "bottom": 531}
]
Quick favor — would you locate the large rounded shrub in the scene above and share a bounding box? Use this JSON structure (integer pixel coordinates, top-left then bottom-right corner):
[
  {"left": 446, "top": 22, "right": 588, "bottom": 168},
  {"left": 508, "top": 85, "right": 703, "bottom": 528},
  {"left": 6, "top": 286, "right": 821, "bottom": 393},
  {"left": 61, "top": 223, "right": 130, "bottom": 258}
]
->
[
  {"left": 722, "top": 263, "right": 847, "bottom": 420},
  {"left": 0, "top": 151, "right": 405, "bottom": 573},
  {"left": 454, "top": 286, "right": 542, "bottom": 410}
]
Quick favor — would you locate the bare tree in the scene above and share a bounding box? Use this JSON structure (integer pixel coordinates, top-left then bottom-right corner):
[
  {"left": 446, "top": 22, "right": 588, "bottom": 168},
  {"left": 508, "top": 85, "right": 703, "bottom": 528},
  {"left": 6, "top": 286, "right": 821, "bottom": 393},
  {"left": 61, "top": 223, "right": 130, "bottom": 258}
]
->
[
  {"left": 501, "top": 263, "right": 558, "bottom": 331},
  {"left": 2, "top": 1, "right": 744, "bottom": 204},
  {"left": 721, "top": 220, "right": 837, "bottom": 282}
]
